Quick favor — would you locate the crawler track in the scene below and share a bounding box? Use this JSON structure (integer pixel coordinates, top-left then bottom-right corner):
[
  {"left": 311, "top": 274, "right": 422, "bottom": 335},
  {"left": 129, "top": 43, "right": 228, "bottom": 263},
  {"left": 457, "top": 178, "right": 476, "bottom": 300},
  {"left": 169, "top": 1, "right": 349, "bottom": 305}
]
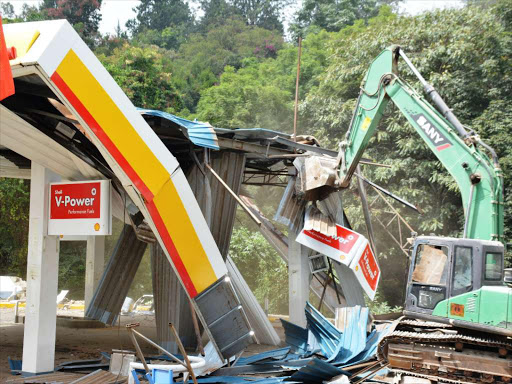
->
[{"left": 378, "top": 319, "right": 512, "bottom": 383}]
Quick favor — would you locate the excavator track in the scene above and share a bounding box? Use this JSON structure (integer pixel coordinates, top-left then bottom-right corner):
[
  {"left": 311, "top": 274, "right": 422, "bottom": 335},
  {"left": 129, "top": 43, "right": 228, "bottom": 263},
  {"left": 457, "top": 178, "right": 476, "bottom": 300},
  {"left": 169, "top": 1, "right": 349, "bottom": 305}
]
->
[{"left": 378, "top": 319, "right": 512, "bottom": 383}]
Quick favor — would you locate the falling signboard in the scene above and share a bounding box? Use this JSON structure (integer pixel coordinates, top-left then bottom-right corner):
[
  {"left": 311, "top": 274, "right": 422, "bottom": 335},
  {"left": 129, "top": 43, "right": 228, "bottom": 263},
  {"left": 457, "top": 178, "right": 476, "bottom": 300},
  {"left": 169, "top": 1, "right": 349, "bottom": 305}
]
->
[{"left": 296, "top": 223, "right": 380, "bottom": 300}]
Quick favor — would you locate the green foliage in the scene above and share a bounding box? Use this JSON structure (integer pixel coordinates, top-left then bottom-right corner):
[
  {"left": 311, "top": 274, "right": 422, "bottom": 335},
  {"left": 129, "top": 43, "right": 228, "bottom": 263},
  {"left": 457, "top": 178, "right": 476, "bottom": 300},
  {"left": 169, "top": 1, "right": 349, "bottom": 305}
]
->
[
  {"left": 230, "top": 226, "right": 288, "bottom": 314},
  {"left": 0, "top": 179, "right": 30, "bottom": 279},
  {"left": 98, "top": 44, "right": 184, "bottom": 113},
  {"left": 290, "top": 0, "right": 401, "bottom": 39},
  {"left": 42, "top": 0, "right": 102, "bottom": 36},
  {"left": 1, "top": 2, "right": 15, "bottom": 18},
  {"left": 229, "top": 0, "right": 285, "bottom": 32},
  {"left": 171, "top": 17, "right": 284, "bottom": 112},
  {"left": 126, "top": 0, "right": 194, "bottom": 50},
  {"left": 59, "top": 242, "right": 86, "bottom": 299},
  {"left": 195, "top": 29, "right": 332, "bottom": 130},
  {"left": 301, "top": 0, "right": 512, "bottom": 304},
  {"left": 198, "top": 0, "right": 238, "bottom": 32}
]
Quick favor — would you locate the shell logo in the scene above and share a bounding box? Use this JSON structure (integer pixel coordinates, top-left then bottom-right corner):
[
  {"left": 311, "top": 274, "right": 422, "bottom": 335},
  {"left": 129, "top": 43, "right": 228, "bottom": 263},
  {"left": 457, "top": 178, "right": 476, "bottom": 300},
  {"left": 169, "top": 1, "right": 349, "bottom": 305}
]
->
[
  {"left": 355, "top": 266, "right": 359, "bottom": 271},
  {"left": 94, "top": 223, "right": 100, "bottom": 231},
  {"left": 340, "top": 255, "right": 346, "bottom": 261}
]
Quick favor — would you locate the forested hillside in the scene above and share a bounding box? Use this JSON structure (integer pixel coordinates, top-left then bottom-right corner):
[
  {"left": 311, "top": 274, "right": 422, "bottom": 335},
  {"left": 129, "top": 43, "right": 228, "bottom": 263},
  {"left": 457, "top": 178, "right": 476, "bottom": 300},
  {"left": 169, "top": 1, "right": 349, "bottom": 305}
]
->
[{"left": 1, "top": 0, "right": 511, "bottom": 311}]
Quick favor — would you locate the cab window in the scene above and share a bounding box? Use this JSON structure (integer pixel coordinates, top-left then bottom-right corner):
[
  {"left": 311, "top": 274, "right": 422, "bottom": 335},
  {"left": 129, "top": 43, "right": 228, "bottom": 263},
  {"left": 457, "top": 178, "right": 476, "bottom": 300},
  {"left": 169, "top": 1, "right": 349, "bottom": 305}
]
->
[
  {"left": 485, "top": 253, "right": 503, "bottom": 281},
  {"left": 451, "top": 246, "right": 472, "bottom": 296},
  {"left": 412, "top": 244, "right": 449, "bottom": 285}
]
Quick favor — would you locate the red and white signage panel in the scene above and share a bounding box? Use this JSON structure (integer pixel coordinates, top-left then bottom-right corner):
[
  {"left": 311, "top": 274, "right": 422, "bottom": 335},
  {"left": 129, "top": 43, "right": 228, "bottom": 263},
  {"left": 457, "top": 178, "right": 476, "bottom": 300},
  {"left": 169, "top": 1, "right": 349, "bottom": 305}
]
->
[
  {"left": 296, "top": 224, "right": 381, "bottom": 300},
  {"left": 48, "top": 180, "right": 111, "bottom": 236},
  {"left": 297, "top": 224, "right": 366, "bottom": 266},
  {"left": 349, "top": 242, "right": 380, "bottom": 300}
]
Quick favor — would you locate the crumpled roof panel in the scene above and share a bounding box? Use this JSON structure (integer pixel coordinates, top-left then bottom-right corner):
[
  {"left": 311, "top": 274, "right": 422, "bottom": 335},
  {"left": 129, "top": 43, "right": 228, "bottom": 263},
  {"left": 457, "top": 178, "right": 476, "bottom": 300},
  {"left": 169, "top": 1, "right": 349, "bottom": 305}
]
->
[{"left": 138, "top": 108, "right": 219, "bottom": 150}]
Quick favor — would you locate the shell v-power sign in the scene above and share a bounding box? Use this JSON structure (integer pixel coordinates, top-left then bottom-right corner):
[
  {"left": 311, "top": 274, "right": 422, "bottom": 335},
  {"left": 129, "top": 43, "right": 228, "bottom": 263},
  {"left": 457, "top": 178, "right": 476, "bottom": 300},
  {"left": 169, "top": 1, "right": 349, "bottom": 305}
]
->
[{"left": 48, "top": 180, "right": 112, "bottom": 236}]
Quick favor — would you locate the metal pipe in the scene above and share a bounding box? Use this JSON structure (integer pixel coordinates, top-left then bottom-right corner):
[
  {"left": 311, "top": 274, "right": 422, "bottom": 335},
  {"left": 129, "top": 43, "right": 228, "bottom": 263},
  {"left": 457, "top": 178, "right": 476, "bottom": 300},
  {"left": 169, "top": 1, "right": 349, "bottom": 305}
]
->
[
  {"left": 398, "top": 49, "right": 470, "bottom": 139},
  {"left": 126, "top": 326, "right": 151, "bottom": 374},
  {"left": 463, "top": 183, "right": 476, "bottom": 238},
  {"left": 188, "top": 298, "right": 205, "bottom": 356},
  {"left": 131, "top": 328, "right": 187, "bottom": 368},
  {"left": 169, "top": 323, "right": 199, "bottom": 384},
  {"left": 205, "top": 163, "right": 262, "bottom": 226},
  {"left": 293, "top": 37, "right": 302, "bottom": 142}
]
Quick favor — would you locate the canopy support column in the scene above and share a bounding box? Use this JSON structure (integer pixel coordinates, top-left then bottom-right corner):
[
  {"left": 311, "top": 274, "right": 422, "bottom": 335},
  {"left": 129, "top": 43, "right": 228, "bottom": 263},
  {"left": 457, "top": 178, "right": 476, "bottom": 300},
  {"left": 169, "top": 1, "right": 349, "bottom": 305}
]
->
[
  {"left": 22, "top": 163, "right": 61, "bottom": 376},
  {"left": 288, "top": 227, "right": 311, "bottom": 327}
]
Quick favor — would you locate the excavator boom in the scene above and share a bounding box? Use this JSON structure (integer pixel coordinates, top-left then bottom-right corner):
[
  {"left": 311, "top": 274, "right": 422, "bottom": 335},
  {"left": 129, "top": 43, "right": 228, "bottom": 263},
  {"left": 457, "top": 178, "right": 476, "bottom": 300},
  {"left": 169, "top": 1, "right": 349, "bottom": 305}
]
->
[
  {"left": 336, "top": 46, "right": 511, "bottom": 382},
  {"left": 338, "top": 46, "right": 504, "bottom": 242}
]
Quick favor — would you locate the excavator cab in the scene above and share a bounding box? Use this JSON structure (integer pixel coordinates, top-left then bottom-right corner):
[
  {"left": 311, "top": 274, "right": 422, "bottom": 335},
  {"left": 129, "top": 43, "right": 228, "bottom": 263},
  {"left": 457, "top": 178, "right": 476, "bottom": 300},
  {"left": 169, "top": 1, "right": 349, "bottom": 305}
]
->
[{"left": 404, "top": 236, "right": 505, "bottom": 324}]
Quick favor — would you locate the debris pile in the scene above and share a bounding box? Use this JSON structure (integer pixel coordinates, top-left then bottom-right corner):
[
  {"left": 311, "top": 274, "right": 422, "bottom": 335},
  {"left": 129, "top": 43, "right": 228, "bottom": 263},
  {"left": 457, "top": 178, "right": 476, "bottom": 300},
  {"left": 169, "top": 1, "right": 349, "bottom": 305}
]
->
[{"left": 6, "top": 303, "right": 391, "bottom": 383}]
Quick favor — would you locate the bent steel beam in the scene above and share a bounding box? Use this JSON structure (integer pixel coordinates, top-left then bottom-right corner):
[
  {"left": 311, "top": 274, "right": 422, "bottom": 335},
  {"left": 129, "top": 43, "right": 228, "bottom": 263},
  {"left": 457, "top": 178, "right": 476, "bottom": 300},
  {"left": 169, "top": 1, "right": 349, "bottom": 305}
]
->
[{"left": 4, "top": 20, "right": 252, "bottom": 359}]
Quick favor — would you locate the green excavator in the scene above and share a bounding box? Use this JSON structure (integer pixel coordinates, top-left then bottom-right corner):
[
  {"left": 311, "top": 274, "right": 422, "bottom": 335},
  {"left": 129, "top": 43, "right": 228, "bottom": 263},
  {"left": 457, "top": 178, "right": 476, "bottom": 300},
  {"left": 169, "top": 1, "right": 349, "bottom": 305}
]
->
[{"left": 336, "top": 45, "right": 511, "bottom": 383}]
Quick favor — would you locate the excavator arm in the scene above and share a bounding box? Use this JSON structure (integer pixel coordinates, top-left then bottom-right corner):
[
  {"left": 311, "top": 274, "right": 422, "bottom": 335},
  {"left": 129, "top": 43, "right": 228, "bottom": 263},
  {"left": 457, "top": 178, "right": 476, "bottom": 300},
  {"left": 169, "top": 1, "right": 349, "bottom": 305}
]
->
[{"left": 337, "top": 46, "right": 504, "bottom": 242}]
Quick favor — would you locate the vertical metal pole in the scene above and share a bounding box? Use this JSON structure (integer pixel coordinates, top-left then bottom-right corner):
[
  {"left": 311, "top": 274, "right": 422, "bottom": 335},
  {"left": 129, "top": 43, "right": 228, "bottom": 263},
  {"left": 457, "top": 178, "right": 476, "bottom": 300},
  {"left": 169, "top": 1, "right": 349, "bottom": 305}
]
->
[
  {"left": 14, "top": 300, "right": 19, "bottom": 324},
  {"left": 293, "top": 37, "right": 302, "bottom": 142}
]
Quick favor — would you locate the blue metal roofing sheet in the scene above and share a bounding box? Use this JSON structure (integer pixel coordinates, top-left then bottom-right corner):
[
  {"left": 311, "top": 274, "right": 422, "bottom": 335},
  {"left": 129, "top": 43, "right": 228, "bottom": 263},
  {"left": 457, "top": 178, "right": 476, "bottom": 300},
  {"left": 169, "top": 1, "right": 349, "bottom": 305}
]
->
[
  {"left": 138, "top": 108, "right": 220, "bottom": 150},
  {"left": 289, "top": 358, "right": 350, "bottom": 383},
  {"left": 281, "top": 319, "right": 309, "bottom": 355},
  {"left": 235, "top": 347, "right": 291, "bottom": 366}
]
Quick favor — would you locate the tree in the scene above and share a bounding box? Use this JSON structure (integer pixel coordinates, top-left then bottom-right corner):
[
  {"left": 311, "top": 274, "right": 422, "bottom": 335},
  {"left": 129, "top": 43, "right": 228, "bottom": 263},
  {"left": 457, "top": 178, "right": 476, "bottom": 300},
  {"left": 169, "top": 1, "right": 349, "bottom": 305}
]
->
[
  {"left": 199, "top": 0, "right": 286, "bottom": 32},
  {"left": 194, "top": 29, "right": 331, "bottom": 130},
  {"left": 42, "top": 0, "right": 102, "bottom": 36},
  {"left": 230, "top": 226, "right": 288, "bottom": 314},
  {"left": 290, "top": 0, "right": 400, "bottom": 38},
  {"left": 126, "top": 0, "right": 194, "bottom": 50},
  {"left": 0, "top": 2, "right": 15, "bottom": 19},
  {"left": 98, "top": 44, "right": 184, "bottom": 113},
  {"left": 170, "top": 17, "right": 284, "bottom": 113},
  {"left": 198, "top": 0, "right": 237, "bottom": 31},
  {"left": 231, "top": 0, "right": 285, "bottom": 31},
  {"left": 0, "top": 178, "right": 30, "bottom": 279}
]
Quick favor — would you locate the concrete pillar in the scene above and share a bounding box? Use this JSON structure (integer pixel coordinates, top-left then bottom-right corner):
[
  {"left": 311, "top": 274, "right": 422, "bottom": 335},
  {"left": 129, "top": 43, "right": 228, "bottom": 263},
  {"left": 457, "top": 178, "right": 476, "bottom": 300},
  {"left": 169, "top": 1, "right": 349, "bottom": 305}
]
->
[
  {"left": 22, "top": 163, "right": 61, "bottom": 375},
  {"left": 84, "top": 236, "right": 105, "bottom": 311},
  {"left": 288, "top": 227, "right": 311, "bottom": 327}
]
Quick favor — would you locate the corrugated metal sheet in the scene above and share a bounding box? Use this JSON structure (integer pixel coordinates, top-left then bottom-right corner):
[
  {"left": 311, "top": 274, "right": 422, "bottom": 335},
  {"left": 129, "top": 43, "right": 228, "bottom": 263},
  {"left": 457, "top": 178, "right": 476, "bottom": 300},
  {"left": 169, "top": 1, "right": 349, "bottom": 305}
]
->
[
  {"left": 6, "top": 372, "right": 84, "bottom": 383},
  {"left": 274, "top": 177, "right": 305, "bottom": 233},
  {"left": 86, "top": 225, "right": 148, "bottom": 324},
  {"left": 227, "top": 256, "right": 281, "bottom": 346},
  {"left": 187, "top": 151, "right": 246, "bottom": 259},
  {"left": 326, "top": 306, "right": 369, "bottom": 364},
  {"left": 151, "top": 243, "right": 196, "bottom": 353},
  {"left": 289, "top": 358, "right": 348, "bottom": 383},
  {"left": 281, "top": 319, "right": 309, "bottom": 354},
  {"left": 214, "top": 128, "right": 291, "bottom": 141},
  {"left": 318, "top": 192, "right": 345, "bottom": 224},
  {"left": 138, "top": 109, "right": 219, "bottom": 150},
  {"left": 70, "top": 369, "right": 127, "bottom": 383},
  {"left": 234, "top": 347, "right": 290, "bottom": 366},
  {"left": 303, "top": 205, "right": 336, "bottom": 238}
]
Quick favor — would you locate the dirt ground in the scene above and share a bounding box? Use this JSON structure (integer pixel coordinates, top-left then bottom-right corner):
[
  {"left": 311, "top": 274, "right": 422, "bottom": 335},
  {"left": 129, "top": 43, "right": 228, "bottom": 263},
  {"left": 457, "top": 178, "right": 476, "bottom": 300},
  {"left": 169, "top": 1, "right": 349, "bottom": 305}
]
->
[{"left": 0, "top": 306, "right": 284, "bottom": 381}]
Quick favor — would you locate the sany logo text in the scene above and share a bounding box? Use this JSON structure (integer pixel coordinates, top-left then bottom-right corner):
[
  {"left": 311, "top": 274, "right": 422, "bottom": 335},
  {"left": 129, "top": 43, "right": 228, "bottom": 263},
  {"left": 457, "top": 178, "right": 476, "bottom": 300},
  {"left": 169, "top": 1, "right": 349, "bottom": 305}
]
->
[{"left": 413, "top": 114, "right": 452, "bottom": 151}]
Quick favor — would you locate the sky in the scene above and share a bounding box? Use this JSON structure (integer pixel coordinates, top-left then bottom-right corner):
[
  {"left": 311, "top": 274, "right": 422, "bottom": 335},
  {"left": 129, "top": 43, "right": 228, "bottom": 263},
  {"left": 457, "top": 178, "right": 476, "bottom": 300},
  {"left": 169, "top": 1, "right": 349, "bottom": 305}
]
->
[{"left": 1, "top": 0, "right": 465, "bottom": 36}]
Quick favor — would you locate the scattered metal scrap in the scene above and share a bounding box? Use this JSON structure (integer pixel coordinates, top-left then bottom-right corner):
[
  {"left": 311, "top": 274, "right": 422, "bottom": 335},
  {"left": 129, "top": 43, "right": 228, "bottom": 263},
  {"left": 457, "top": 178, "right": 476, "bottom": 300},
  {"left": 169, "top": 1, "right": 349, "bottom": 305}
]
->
[{"left": 5, "top": 370, "right": 126, "bottom": 384}]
